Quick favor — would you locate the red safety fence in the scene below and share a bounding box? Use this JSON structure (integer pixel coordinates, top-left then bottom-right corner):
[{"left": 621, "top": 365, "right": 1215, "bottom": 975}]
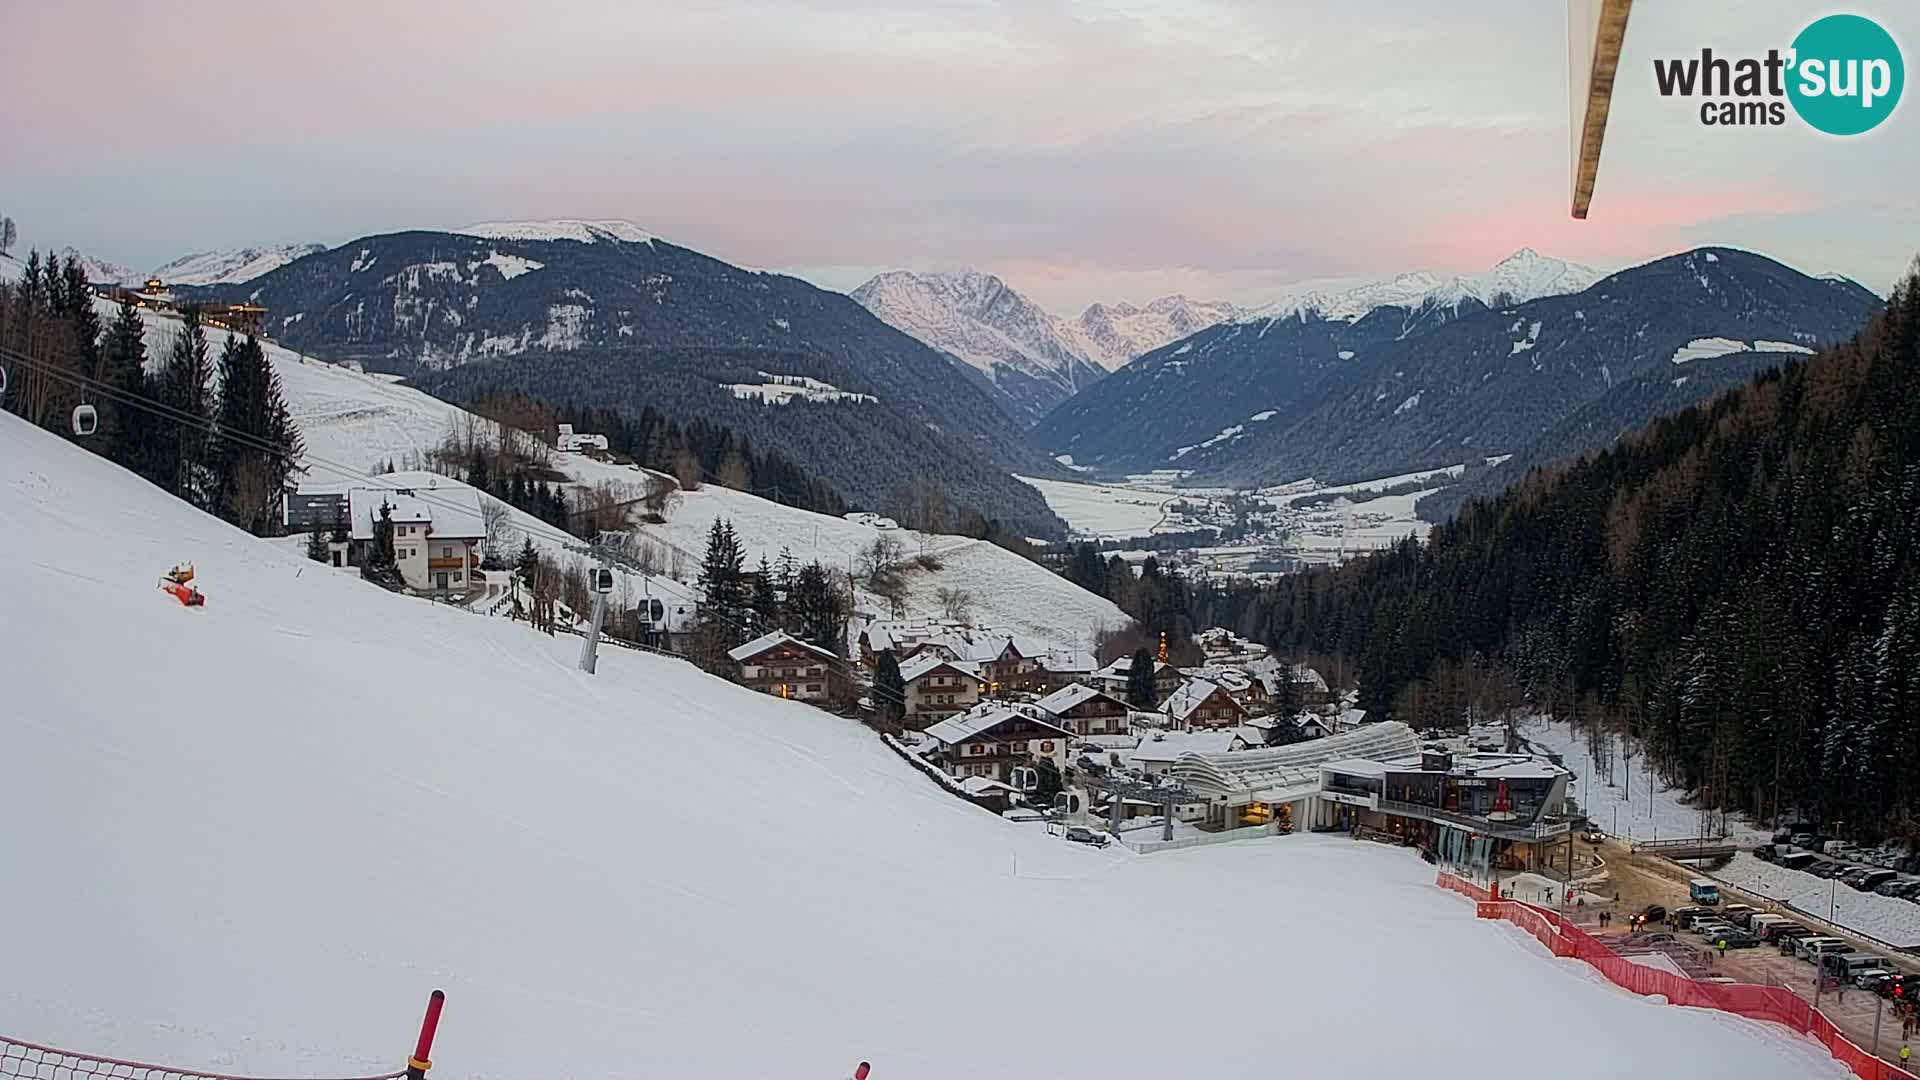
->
[{"left": 1436, "top": 872, "right": 1918, "bottom": 1080}]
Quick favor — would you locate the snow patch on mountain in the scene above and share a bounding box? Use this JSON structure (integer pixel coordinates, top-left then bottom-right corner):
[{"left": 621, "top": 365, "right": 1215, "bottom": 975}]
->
[
  {"left": 455, "top": 219, "right": 658, "bottom": 246},
  {"left": 481, "top": 251, "right": 543, "bottom": 281},
  {"left": 1670, "top": 337, "right": 1816, "bottom": 365}
]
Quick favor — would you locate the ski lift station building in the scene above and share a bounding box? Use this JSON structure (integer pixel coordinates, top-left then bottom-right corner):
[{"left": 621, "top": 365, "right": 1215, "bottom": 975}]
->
[{"left": 1167, "top": 722, "right": 1576, "bottom": 875}]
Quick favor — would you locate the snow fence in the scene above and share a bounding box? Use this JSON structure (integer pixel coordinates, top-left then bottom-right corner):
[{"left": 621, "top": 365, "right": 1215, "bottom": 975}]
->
[
  {"left": 0, "top": 1036, "right": 405, "bottom": 1080},
  {"left": 1436, "top": 871, "right": 1918, "bottom": 1080}
]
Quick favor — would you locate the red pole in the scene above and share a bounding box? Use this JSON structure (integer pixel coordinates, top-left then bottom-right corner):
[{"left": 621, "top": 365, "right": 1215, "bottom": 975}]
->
[
  {"left": 407, "top": 990, "right": 445, "bottom": 1080},
  {"left": 853, "top": 1063, "right": 871, "bottom": 1080}
]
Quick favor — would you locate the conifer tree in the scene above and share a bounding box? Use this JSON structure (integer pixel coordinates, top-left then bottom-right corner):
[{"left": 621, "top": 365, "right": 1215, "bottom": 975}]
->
[
  {"left": 98, "top": 296, "right": 149, "bottom": 470},
  {"left": 211, "top": 334, "right": 302, "bottom": 533},
  {"left": 1126, "top": 646, "right": 1158, "bottom": 708},
  {"left": 306, "top": 524, "right": 330, "bottom": 563},
  {"left": 750, "top": 554, "right": 779, "bottom": 632},
  {"left": 153, "top": 307, "right": 214, "bottom": 506},
  {"left": 873, "top": 649, "right": 906, "bottom": 730}
]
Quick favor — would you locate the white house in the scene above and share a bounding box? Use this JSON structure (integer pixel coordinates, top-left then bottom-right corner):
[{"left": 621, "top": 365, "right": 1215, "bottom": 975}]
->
[
  {"left": 923, "top": 704, "right": 1072, "bottom": 783},
  {"left": 340, "top": 476, "right": 487, "bottom": 594},
  {"left": 899, "top": 653, "right": 986, "bottom": 725},
  {"left": 556, "top": 423, "right": 609, "bottom": 454}
]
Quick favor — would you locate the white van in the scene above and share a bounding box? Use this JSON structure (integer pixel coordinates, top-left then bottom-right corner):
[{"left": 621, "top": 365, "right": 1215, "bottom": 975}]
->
[
  {"left": 1749, "top": 914, "right": 1788, "bottom": 939},
  {"left": 1800, "top": 937, "right": 1852, "bottom": 962}
]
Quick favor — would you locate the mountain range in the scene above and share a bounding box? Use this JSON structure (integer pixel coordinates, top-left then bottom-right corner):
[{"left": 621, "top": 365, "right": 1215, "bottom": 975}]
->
[
  {"left": 1033, "top": 248, "right": 1881, "bottom": 504},
  {"left": 851, "top": 268, "right": 1237, "bottom": 423},
  {"left": 196, "top": 220, "right": 1068, "bottom": 537},
  {"left": 62, "top": 243, "right": 325, "bottom": 286}
]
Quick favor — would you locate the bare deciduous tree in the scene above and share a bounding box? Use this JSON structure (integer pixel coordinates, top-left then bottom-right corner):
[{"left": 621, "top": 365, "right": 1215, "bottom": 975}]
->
[{"left": 936, "top": 586, "right": 973, "bottom": 623}]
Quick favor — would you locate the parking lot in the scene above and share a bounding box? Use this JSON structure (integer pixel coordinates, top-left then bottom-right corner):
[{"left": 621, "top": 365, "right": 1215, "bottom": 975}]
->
[{"left": 1557, "top": 838, "right": 1920, "bottom": 1070}]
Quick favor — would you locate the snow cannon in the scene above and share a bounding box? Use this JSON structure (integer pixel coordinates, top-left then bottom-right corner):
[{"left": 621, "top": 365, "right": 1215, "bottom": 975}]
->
[{"left": 162, "top": 580, "right": 205, "bottom": 607}]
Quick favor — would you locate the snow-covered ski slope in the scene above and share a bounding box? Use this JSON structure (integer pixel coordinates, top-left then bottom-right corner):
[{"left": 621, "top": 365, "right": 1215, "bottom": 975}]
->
[
  {"left": 108, "top": 304, "right": 1109, "bottom": 644},
  {"left": 0, "top": 413, "right": 1847, "bottom": 1080}
]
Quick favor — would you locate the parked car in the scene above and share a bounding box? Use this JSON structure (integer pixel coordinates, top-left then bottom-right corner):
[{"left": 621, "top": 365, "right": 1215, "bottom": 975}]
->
[
  {"left": 1779, "top": 851, "right": 1818, "bottom": 871},
  {"left": 1808, "top": 860, "right": 1842, "bottom": 878},
  {"left": 1859, "top": 970, "right": 1899, "bottom": 995},
  {"left": 1638, "top": 904, "right": 1668, "bottom": 924},
  {"left": 1063, "top": 826, "right": 1111, "bottom": 848},
  {"left": 1875, "top": 879, "right": 1919, "bottom": 898},
  {"left": 1791, "top": 833, "right": 1818, "bottom": 849},
  {"left": 1721, "top": 904, "right": 1759, "bottom": 928},
  {"left": 1800, "top": 938, "right": 1854, "bottom": 964},
  {"left": 1642, "top": 932, "right": 1677, "bottom": 945},
  {"left": 1772, "top": 925, "right": 1817, "bottom": 951},
  {"left": 1853, "top": 869, "right": 1898, "bottom": 891},
  {"left": 1670, "top": 905, "right": 1712, "bottom": 924},
  {"left": 1753, "top": 844, "right": 1778, "bottom": 862}
]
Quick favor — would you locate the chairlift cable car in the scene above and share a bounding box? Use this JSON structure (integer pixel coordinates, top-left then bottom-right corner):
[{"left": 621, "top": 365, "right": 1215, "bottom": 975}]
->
[{"left": 72, "top": 403, "right": 98, "bottom": 437}]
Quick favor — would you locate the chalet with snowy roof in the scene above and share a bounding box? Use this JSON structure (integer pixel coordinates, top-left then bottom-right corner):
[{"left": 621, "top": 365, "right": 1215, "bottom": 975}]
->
[
  {"left": 1163, "top": 679, "right": 1248, "bottom": 730},
  {"left": 899, "top": 653, "right": 986, "bottom": 726},
  {"left": 728, "top": 631, "right": 847, "bottom": 704},
  {"left": 1293, "top": 713, "right": 1334, "bottom": 740},
  {"left": 555, "top": 423, "right": 609, "bottom": 455},
  {"left": 1034, "top": 683, "right": 1130, "bottom": 737},
  {"left": 286, "top": 474, "right": 485, "bottom": 594},
  {"left": 1179, "top": 665, "right": 1266, "bottom": 710},
  {"left": 1090, "top": 656, "right": 1182, "bottom": 704},
  {"left": 1129, "top": 729, "right": 1245, "bottom": 778},
  {"left": 923, "top": 704, "right": 1072, "bottom": 783}
]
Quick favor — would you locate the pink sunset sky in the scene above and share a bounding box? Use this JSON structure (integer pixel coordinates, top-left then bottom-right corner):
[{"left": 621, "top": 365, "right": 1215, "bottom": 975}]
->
[{"left": 5, "top": 0, "right": 1915, "bottom": 311}]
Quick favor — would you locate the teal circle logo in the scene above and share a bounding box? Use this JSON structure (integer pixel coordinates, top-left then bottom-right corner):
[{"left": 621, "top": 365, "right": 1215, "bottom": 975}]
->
[{"left": 1787, "top": 14, "right": 1903, "bottom": 135}]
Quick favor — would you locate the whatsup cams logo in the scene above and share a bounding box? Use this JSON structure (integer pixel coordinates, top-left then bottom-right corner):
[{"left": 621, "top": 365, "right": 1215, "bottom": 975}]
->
[{"left": 1653, "top": 13, "right": 1903, "bottom": 133}]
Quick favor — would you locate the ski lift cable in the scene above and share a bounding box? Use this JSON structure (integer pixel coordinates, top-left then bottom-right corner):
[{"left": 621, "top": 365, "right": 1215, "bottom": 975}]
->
[{"left": 1, "top": 346, "right": 884, "bottom": 687}]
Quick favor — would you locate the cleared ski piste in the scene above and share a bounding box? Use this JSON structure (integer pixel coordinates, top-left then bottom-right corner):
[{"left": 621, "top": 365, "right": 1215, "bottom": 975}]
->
[
  {"left": 1521, "top": 717, "right": 1772, "bottom": 846},
  {"left": 1, "top": 413, "right": 1845, "bottom": 1080}
]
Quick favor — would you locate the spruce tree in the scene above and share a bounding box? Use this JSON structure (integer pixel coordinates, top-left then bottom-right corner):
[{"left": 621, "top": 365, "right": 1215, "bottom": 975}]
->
[
  {"left": 211, "top": 334, "right": 302, "bottom": 533},
  {"left": 153, "top": 308, "right": 214, "bottom": 507},
  {"left": 98, "top": 296, "right": 149, "bottom": 471},
  {"left": 750, "top": 555, "right": 779, "bottom": 632},
  {"left": 1126, "top": 646, "right": 1158, "bottom": 708},
  {"left": 306, "top": 524, "right": 330, "bottom": 563},
  {"left": 873, "top": 649, "right": 906, "bottom": 729}
]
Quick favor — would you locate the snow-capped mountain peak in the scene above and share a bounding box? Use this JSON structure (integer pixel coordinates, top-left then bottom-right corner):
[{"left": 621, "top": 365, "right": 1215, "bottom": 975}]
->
[
  {"left": 455, "top": 219, "right": 658, "bottom": 246},
  {"left": 59, "top": 247, "right": 141, "bottom": 286},
  {"left": 152, "top": 244, "right": 327, "bottom": 286},
  {"left": 1247, "top": 250, "right": 1601, "bottom": 324},
  {"left": 851, "top": 268, "right": 1110, "bottom": 424},
  {"left": 1061, "top": 294, "right": 1241, "bottom": 370}
]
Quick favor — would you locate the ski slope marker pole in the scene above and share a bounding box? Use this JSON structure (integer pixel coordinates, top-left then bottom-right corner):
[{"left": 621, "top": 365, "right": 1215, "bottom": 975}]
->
[{"left": 407, "top": 989, "right": 445, "bottom": 1080}]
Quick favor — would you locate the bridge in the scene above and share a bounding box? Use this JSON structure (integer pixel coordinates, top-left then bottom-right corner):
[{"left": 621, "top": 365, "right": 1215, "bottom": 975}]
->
[{"left": 1631, "top": 837, "right": 1740, "bottom": 863}]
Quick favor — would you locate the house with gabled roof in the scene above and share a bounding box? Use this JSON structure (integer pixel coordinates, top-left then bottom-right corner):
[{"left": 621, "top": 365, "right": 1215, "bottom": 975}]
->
[
  {"left": 924, "top": 704, "right": 1072, "bottom": 783},
  {"left": 728, "top": 631, "right": 847, "bottom": 704},
  {"left": 1034, "top": 682, "right": 1130, "bottom": 737},
  {"left": 1090, "top": 655, "right": 1182, "bottom": 704},
  {"left": 899, "top": 653, "right": 986, "bottom": 726},
  {"left": 1163, "top": 678, "right": 1249, "bottom": 730}
]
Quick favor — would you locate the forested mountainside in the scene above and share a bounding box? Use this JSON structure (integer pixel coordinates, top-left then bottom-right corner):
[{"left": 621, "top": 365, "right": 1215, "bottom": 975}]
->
[
  {"left": 1192, "top": 268, "right": 1920, "bottom": 839},
  {"left": 1037, "top": 249, "right": 1879, "bottom": 499},
  {"left": 203, "top": 224, "right": 1066, "bottom": 538}
]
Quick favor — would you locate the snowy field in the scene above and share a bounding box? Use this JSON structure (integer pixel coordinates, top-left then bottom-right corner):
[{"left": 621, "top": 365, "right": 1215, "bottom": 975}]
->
[
  {"left": 1715, "top": 854, "right": 1920, "bottom": 949},
  {"left": 1521, "top": 718, "right": 1770, "bottom": 845},
  {"left": 0, "top": 412, "right": 1847, "bottom": 1080},
  {"left": 640, "top": 481, "right": 1126, "bottom": 653},
  {"left": 1015, "top": 474, "right": 1177, "bottom": 539}
]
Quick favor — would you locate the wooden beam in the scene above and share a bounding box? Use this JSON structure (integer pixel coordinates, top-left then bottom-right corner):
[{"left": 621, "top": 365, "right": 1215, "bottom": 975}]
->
[{"left": 1571, "top": 0, "right": 1633, "bottom": 220}]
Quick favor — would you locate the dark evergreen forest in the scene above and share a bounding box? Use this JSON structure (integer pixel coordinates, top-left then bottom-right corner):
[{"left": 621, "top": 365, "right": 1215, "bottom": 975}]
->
[{"left": 1184, "top": 269, "right": 1920, "bottom": 840}]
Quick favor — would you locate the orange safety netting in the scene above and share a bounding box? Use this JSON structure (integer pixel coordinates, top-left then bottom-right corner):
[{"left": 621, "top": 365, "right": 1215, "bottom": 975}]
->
[{"left": 1436, "top": 871, "right": 1919, "bottom": 1080}]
